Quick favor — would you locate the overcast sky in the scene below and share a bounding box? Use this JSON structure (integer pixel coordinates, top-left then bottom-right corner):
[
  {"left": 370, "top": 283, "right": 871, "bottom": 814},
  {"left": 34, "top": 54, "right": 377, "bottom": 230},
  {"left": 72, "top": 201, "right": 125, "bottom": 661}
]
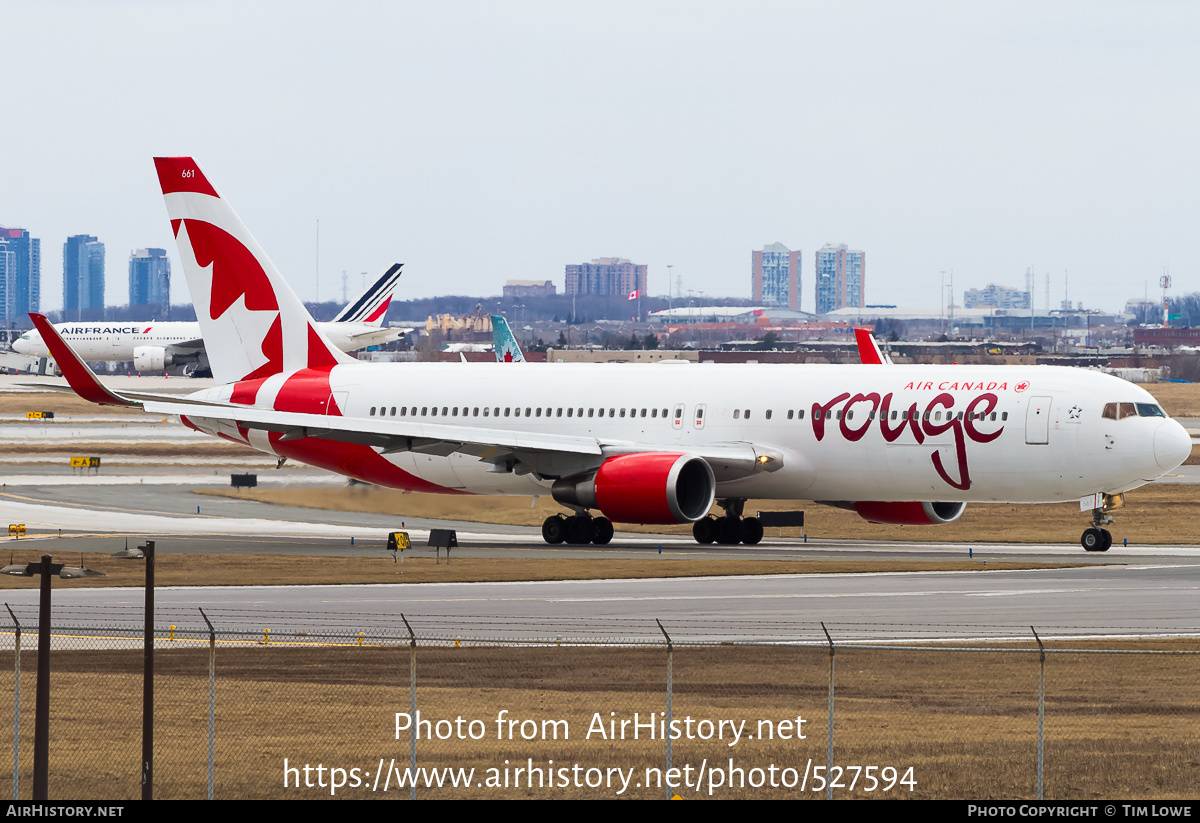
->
[{"left": 2, "top": 1, "right": 1197, "bottom": 315}]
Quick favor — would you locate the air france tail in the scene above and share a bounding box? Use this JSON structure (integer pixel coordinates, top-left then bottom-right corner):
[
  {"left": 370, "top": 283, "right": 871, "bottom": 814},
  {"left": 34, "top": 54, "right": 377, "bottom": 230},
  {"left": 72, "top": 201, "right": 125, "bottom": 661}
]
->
[
  {"left": 332, "top": 263, "right": 402, "bottom": 326},
  {"left": 153, "top": 157, "right": 354, "bottom": 385}
]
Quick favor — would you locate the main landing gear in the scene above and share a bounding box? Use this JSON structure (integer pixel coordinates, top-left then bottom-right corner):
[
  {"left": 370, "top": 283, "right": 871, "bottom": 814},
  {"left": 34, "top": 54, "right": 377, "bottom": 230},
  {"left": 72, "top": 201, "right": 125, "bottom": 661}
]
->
[
  {"left": 692, "top": 498, "right": 763, "bottom": 546},
  {"left": 542, "top": 513, "right": 614, "bottom": 545},
  {"left": 1080, "top": 493, "right": 1124, "bottom": 552}
]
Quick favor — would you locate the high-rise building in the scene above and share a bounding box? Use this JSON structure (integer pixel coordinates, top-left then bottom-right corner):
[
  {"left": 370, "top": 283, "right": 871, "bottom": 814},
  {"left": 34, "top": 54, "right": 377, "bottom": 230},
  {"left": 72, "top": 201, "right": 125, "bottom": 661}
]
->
[
  {"left": 0, "top": 226, "right": 40, "bottom": 327},
  {"left": 63, "top": 234, "right": 105, "bottom": 318},
  {"left": 751, "top": 242, "right": 801, "bottom": 310},
  {"left": 815, "top": 243, "right": 865, "bottom": 314},
  {"left": 565, "top": 258, "right": 647, "bottom": 297},
  {"left": 963, "top": 284, "right": 1030, "bottom": 310},
  {"left": 128, "top": 248, "right": 171, "bottom": 316}
]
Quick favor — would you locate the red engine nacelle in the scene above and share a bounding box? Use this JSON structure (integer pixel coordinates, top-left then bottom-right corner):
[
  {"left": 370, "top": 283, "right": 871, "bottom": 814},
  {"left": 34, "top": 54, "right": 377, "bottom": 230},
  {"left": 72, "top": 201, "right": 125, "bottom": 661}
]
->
[
  {"left": 852, "top": 501, "right": 966, "bottom": 526},
  {"left": 551, "top": 452, "right": 716, "bottom": 525}
]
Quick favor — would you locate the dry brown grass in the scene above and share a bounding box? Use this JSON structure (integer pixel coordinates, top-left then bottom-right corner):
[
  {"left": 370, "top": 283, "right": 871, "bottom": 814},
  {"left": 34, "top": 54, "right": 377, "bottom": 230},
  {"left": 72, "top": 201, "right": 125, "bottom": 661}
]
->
[
  {"left": 0, "top": 549, "right": 1071, "bottom": 590},
  {"left": 197, "top": 482, "right": 1200, "bottom": 545},
  {"left": 1, "top": 641, "right": 1195, "bottom": 799},
  {"left": 1144, "top": 380, "right": 1200, "bottom": 417},
  {"left": 0, "top": 441, "right": 260, "bottom": 456}
]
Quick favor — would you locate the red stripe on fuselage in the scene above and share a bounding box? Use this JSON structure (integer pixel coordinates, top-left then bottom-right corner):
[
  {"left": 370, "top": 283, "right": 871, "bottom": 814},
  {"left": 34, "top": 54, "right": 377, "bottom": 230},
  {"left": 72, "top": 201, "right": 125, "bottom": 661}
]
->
[{"left": 266, "top": 433, "right": 464, "bottom": 494}]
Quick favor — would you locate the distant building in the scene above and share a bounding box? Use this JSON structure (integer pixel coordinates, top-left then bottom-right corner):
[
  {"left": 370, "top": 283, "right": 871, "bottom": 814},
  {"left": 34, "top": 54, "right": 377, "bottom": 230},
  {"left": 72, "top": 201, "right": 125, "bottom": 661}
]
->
[
  {"left": 963, "top": 284, "right": 1030, "bottom": 310},
  {"left": 815, "top": 243, "right": 865, "bottom": 314},
  {"left": 565, "top": 258, "right": 647, "bottom": 297},
  {"left": 503, "top": 280, "right": 556, "bottom": 299},
  {"left": 63, "top": 234, "right": 105, "bottom": 318},
  {"left": 128, "top": 248, "right": 171, "bottom": 316},
  {"left": 0, "top": 226, "right": 39, "bottom": 327},
  {"left": 751, "top": 242, "right": 801, "bottom": 311}
]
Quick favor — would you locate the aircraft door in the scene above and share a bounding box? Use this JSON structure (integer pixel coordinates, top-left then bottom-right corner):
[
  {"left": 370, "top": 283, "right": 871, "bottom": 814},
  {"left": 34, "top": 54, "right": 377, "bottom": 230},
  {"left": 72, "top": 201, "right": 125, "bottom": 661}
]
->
[{"left": 1025, "top": 396, "right": 1051, "bottom": 445}]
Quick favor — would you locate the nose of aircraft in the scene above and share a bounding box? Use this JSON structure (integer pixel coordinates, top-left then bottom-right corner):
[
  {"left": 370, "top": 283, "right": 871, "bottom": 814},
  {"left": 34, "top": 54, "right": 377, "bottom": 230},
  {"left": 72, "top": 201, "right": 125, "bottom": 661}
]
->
[
  {"left": 1154, "top": 419, "right": 1193, "bottom": 471},
  {"left": 11, "top": 337, "right": 29, "bottom": 354}
]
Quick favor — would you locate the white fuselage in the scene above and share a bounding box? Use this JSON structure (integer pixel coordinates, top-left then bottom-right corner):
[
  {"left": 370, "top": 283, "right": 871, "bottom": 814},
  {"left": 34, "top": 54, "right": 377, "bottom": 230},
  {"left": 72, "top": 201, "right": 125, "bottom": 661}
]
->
[
  {"left": 178, "top": 361, "right": 1192, "bottom": 505},
  {"left": 12, "top": 321, "right": 400, "bottom": 361}
]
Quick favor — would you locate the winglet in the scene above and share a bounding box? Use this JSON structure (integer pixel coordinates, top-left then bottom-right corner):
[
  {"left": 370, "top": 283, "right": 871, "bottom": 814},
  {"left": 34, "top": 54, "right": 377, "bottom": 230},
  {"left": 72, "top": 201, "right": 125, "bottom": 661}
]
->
[
  {"left": 854, "top": 328, "right": 892, "bottom": 365},
  {"left": 27, "top": 314, "right": 139, "bottom": 406}
]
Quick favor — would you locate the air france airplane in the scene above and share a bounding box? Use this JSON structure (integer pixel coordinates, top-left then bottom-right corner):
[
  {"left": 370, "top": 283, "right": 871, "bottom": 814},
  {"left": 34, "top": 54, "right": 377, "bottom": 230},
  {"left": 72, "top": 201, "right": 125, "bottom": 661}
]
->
[
  {"left": 29, "top": 157, "right": 1193, "bottom": 553},
  {"left": 12, "top": 264, "right": 409, "bottom": 374}
]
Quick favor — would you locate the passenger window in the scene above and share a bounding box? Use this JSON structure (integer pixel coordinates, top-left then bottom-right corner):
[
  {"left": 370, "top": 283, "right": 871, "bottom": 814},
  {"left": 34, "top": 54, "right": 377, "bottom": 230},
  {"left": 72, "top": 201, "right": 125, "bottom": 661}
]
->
[
  {"left": 745, "top": 410, "right": 751, "bottom": 419},
  {"left": 483, "top": 407, "right": 489, "bottom": 417},
  {"left": 765, "top": 409, "right": 772, "bottom": 420},
  {"left": 734, "top": 409, "right": 740, "bottom": 420},
  {"left": 787, "top": 410, "right": 794, "bottom": 420},
  {"left": 391, "top": 407, "right": 396, "bottom": 416},
  {"left": 421, "top": 407, "right": 428, "bottom": 416},
  {"left": 370, "top": 407, "right": 376, "bottom": 416}
]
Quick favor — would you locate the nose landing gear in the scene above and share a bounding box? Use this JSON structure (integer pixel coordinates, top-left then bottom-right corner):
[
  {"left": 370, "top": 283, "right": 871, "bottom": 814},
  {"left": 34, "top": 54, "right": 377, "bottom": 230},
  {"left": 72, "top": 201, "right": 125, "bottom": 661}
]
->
[{"left": 1080, "top": 493, "right": 1124, "bottom": 552}]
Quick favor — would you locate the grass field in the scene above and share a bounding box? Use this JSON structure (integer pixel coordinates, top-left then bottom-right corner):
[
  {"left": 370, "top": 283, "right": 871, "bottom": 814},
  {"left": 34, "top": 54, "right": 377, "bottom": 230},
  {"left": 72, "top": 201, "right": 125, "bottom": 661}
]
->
[{"left": 1, "top": 639, "right": 1195, "bottom": 799}]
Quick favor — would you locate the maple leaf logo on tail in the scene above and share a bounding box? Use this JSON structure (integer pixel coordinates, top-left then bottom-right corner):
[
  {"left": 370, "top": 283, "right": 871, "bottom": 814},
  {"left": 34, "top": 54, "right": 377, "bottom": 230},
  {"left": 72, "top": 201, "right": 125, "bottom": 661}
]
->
[{"left": 154, "top": 157, "right": 354, "bottom": 386}]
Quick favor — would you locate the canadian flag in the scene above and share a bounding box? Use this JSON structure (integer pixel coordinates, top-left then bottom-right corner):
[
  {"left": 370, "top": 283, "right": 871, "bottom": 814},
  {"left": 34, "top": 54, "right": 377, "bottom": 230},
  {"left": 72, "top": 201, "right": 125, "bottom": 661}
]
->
[{"left": 627, "top": 289, "right": 639, "bottom": 300}]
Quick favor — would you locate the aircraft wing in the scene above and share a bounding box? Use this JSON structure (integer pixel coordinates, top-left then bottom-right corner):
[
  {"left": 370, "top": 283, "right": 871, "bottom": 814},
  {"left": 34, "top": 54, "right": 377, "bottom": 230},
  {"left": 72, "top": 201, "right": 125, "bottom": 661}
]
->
[
  {"left": 140, "top": 397, "right": 780, "bottom": 481},
  {"left": 33, "top": 311, "right": 780, "bottom": 482}
]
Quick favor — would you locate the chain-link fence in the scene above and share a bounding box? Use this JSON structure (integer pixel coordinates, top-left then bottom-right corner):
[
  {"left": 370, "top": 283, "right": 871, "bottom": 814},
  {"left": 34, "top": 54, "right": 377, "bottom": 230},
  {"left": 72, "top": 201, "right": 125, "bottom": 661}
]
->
[{"left": 0, "top": 610, "right": 1195, "bottom": 799}]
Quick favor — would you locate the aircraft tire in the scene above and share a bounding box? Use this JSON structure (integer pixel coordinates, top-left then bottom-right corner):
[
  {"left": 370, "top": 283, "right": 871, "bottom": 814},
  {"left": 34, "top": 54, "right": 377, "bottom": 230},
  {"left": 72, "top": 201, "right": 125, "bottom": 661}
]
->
[
  {"left": 716, "top": 517, "right": 741, "bottom": 545},
  {"left": 693, "top": 516, "right": 717, "bottom": 544},
  {"left": 1081, "top": 528, "right": 1104, "bottom": 552},
  {"left": 592, "top": 517, "right": 614, "bottom": 545},
  {"left": 1099, "top": 528, "right": 1112, "bottom": 552},
  {"left": 542, "top": 515, "right": 567, "bottom": 545},
  {"left": 740, "top": 517, "right": 764, "bottom": 545},
  {"left": 567, "top": 516, "right": 595, "bottom": 545}
]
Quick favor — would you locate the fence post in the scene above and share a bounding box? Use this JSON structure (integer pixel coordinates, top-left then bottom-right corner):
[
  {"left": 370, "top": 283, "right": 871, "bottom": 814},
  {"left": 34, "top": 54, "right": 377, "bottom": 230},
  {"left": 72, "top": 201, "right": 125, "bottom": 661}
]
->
[
  {"left": 821, "top": 622, "right": 835, "bottom": 800},
  {"left": 6, "top": 605, "right": 19, "bottom": 801},
  {"left": 200, "top": 608, "right": 216, "bottom": 800},
  {"left": 401, "top": 614, "right": 417, "bottom": 801},
  {"left": 1032, "top": 627, "right": 1045, "bottom": 800},
  {"left": 656, "top": 619, "right": 673, "bottom": 800}
]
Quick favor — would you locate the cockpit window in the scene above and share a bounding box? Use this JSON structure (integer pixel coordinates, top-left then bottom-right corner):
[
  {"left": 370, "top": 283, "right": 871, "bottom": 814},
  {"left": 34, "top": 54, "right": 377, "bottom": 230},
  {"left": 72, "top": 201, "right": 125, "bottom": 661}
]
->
[{"left": 1106, "top": 402, "right": 1165, "bottom": 420}]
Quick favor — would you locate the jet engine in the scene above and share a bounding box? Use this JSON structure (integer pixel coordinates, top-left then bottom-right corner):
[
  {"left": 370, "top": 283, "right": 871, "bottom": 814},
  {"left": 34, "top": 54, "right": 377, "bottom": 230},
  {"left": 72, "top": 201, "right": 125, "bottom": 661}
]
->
[
  {"left": 133, "top": 346, "right": 169, "bottom": 372},
  {"left": 551, "top": 452, "right": 716, "bottom": 525},
  {"left": 851, "top": 501, "right": 966, "bottom": 525}
]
